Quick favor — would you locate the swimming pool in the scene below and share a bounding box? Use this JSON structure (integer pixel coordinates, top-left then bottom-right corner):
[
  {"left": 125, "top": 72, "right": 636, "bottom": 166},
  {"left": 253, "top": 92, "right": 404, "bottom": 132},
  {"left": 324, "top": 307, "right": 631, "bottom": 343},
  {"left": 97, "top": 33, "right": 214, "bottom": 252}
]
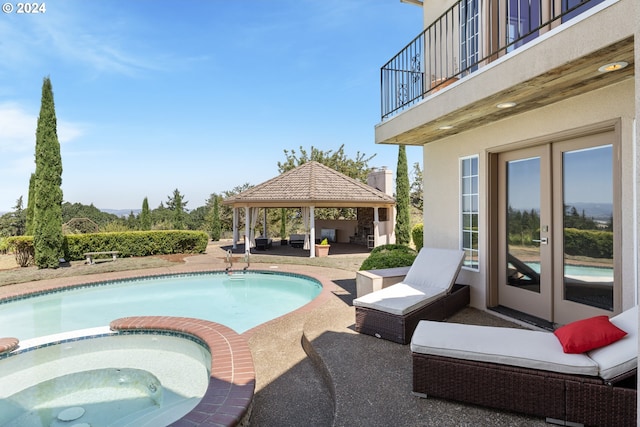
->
[{"left": 0, "top": 271, "right": 322, "bottom": 340}]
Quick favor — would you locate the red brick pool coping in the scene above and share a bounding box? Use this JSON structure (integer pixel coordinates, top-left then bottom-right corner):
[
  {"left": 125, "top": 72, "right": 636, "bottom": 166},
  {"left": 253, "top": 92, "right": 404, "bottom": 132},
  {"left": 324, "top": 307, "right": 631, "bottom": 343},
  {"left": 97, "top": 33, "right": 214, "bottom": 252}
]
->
[
  {"left": 0, "top": 337, "right": 19, "bottom": 354},
  {"left": 0, "top": 266, "right": 336, "bottom": 427},
  {"left": 111, "top": 316, "right": 255, "bottom": 427}
]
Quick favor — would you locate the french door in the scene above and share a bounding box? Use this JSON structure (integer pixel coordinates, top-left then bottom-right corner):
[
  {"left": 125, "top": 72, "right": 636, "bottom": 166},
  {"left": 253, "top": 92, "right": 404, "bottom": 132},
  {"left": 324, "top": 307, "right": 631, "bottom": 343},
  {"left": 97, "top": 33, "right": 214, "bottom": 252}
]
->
[
  {"left": 497, "top": 131, "right": 617, "bottom": 324},
  {"left": 498, "top": 145, "right": 552, "bottom": 320}
]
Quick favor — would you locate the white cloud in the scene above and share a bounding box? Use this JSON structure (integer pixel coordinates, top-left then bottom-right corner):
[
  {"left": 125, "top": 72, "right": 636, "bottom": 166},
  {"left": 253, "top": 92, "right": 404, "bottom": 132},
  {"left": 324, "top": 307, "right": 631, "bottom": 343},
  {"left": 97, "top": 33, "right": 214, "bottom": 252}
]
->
[
  {"left": 0, "top": 102, "right": 84, "bottom": 150},
  {"left": 57, "top": 121, "right": 85, "bottom": 145},
  {"left": 0, "top": 103, "right": 36, "bottom": 153},
  {"left": 0, "top": 102, "right": 85, "bottom": 211}
]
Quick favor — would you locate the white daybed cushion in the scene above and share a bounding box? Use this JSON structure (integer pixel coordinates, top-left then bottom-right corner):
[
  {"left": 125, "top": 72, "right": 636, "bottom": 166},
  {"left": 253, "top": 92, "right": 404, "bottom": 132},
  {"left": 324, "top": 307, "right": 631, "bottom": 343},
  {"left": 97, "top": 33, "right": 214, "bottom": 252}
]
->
[
  {"left": 353, "top": 283, "right": 446, "bottom": 316},
  {"left": 588, "top": 306, "right": 638, "bottom": 381},
  {"left": 403, "top": 248, "right": 465, "bottom": 293},
  {"left": 352, "top": 247, "right": 464, "bottom": 316},
  {"left": 411, "top": 321, "right": 599, "bottom": 376}
]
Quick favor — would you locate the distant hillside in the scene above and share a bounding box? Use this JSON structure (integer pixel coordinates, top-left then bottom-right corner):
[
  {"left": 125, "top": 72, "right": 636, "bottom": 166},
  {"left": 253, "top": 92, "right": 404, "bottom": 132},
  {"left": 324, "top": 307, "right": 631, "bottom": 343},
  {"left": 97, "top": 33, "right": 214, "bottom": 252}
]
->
[
  {"left": 565, "top": 202, "right": 613, "bottom": 221},
  {"left": 100, "top": 209, "right": 142, "bottom": 218}
]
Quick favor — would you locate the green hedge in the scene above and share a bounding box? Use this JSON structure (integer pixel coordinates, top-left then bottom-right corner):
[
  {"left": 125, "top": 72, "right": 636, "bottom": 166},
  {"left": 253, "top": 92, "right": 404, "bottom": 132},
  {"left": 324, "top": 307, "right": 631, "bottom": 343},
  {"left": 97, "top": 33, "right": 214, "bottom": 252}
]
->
[
  {"left": 360, "top": 244, "right": 417, "bottom": 270},
  {"left": 6, "top": 230, "right": 208, "bottom": 262},
  {"left": 412, "top": 223, "right": 424, "bottom": 251},
  {"left": 0, "top": 238, "right": 9, "bottom": 254},
  {"left": 564, "top": 228, "right": 613, "bottom": 259}
]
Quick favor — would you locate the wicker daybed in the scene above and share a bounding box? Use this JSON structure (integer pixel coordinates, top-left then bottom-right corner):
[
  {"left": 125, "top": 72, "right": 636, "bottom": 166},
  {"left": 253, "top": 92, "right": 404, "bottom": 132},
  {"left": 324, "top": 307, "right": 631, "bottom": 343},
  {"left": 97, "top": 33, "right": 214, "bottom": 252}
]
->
[
  {"left": 411, "top": 307, "right": 638, "bottom": 427},
  {"left": 353, "top": 248, "right": 469, "bottom": 344}
]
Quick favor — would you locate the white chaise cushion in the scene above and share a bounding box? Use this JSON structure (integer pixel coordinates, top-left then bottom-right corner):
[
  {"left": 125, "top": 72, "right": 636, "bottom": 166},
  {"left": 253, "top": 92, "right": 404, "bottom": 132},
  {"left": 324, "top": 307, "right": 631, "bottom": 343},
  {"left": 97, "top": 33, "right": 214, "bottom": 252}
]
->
[
  {"left": 353, "top": 283, "right": 446, "bottom": 316},
  {"left": 411, "top": 321, "right": 599, "bottom": 376},
  {"left": 403, "top": 248, "right": 465, "bottom": 293},
  {"left": 588, "top": 306, "right": 638, "bottom": 381},
  {"left": 353, "top": 247, "right": 464, "bottom": 316}
]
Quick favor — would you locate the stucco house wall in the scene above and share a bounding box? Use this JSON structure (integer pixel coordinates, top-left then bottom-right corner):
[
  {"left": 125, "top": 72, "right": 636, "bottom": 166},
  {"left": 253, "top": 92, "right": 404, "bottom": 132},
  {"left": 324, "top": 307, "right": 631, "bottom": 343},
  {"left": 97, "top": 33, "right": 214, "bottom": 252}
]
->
[{"left": 423, "top": 79, "right": 636, "bottom": 311}]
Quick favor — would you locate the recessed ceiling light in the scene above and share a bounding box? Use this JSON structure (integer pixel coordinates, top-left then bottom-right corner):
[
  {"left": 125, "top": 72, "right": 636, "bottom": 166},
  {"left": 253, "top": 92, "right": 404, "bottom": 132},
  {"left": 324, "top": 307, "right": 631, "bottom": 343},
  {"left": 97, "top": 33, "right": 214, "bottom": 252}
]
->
[
  {"left": 496, "top": 102, "right": 517, "bottom": 109},
  {"left": 439, "top": 125, "right": 454, "bottom": 130},
  {"left": 598, "top": 61, "right": 628, "bottom": 73}
]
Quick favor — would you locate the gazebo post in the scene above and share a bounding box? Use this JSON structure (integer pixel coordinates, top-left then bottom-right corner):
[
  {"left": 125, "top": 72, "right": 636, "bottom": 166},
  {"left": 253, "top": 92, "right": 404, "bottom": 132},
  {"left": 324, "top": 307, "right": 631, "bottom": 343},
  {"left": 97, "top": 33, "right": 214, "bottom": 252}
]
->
[
  {"left": 232, "top": 208, "right": 238, "bottom": 249},
  {"left": 263, "top": 208, "right": 268, "bottom": 237},
  {"left": 310, "top": 206, "right": 316, "bottom": 258},
  {"left": 244, "top": 207, "right": 250, "bottom": 254}
]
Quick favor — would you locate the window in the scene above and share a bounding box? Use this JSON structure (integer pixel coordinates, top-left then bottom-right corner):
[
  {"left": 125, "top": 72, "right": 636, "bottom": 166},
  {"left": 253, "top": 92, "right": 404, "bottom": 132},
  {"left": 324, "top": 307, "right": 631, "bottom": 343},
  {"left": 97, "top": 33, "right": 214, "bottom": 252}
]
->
[
  {"left": 506, "top": 0, "right": 541, "bottom": 53},
  {"left": 460, "top": 0, "right": 480, "bottom": 73},
  {"left": 461, "top": 156, "right": 479, "bottom": 270}
]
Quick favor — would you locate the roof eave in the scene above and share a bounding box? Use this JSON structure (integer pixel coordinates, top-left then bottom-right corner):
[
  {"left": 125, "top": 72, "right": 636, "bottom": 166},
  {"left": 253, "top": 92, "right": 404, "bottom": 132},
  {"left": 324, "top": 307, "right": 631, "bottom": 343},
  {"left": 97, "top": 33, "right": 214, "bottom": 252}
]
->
[{"left": 222, "top": 200, "right": 395, "bottom": 208}]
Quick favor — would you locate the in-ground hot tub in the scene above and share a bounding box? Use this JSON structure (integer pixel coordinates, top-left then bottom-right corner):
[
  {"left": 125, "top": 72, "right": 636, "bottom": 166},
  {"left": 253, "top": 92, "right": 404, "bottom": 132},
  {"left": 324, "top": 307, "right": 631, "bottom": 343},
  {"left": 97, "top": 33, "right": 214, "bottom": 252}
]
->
[{"left": 0, "top": 327, "right": 211, "bottom": 427}]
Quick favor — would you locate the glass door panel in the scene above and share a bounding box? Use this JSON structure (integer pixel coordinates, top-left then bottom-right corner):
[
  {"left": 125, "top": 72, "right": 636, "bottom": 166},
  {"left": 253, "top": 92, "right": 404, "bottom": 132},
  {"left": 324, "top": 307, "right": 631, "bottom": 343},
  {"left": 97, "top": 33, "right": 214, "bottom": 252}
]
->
[
  {"left": 498, "top": 145, "right": 552, "bottom": 321},
  {"left": 552, "top": 132, "right": 618, "bottom": 325},
  {"left": 562, "top": 145, "right": 613, "bottom": 310},
  {"left": 506, "top": 157, "right": 542, "bottom": 293},
  {"left": 506, "top": 0, "right": 541, "bottom": 52},
  {"left": 497, "top": 132, "right": 618, "bottom": 325}
]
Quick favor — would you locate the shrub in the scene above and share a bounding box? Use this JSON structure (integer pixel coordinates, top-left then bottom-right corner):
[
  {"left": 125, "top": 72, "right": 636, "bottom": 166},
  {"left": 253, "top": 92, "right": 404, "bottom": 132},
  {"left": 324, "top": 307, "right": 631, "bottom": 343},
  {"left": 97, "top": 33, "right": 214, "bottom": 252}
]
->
[
  {"left": 360, "top": 244, "right": 417, "bottom": 270},
  {"left": 6, "top": 236, "right": 35, "bottom": 267},
  {"left": 369, "top": 244, "right": 415, "bottom": 255},
  {"left": 412, "top": 223, "right": 424, "bottom": 251}
]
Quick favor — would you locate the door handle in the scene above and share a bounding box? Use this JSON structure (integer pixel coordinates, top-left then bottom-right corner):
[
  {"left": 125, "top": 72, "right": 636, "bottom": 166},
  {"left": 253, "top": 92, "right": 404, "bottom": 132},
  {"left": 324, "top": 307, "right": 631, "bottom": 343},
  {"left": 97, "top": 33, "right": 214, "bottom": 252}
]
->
[{"left": 532, "top": 237, "right": 548, "bottom": 245}]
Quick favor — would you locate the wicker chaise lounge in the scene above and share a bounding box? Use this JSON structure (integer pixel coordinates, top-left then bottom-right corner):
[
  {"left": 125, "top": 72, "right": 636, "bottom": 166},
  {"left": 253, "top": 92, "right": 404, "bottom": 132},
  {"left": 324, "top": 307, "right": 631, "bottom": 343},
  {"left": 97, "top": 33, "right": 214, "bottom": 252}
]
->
[
  {"left": 353, "top": 248, "right": 469, "bottom": 344},
  {"left": 411, "top": 306, "right": 638, "bottom": 427}
]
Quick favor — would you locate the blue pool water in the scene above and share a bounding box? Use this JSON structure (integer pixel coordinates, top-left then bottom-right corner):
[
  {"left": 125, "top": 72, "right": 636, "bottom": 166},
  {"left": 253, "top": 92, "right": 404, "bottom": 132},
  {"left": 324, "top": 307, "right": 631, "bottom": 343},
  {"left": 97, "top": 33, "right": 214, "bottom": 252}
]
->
[
  {"left": 0, "top": 271, "right": 322, "bottom": 340},
  {"left": 526, "top": 263, "right": 613, "bottom": 279}
]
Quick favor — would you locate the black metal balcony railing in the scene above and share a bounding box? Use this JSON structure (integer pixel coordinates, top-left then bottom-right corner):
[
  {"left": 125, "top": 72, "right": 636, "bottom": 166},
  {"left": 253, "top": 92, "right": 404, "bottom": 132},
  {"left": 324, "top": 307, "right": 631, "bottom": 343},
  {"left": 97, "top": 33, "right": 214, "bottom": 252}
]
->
[{"left": 381, "top": 0, "right": 602, "bottom": 120}]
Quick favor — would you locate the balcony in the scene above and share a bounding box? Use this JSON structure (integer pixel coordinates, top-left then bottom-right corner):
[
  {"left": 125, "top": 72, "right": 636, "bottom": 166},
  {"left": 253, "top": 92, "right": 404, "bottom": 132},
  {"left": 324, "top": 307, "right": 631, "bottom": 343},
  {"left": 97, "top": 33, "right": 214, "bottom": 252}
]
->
[{"left": 379, "top": 0, "right": 634, "bottom": 143}]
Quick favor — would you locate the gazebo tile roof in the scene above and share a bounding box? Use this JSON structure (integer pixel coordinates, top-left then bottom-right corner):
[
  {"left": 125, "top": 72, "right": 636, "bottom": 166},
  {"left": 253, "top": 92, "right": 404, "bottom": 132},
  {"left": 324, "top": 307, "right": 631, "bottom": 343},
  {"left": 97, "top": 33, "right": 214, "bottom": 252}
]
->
[{"left": 223, "top": 161, "right": 395, "bottom": 207}]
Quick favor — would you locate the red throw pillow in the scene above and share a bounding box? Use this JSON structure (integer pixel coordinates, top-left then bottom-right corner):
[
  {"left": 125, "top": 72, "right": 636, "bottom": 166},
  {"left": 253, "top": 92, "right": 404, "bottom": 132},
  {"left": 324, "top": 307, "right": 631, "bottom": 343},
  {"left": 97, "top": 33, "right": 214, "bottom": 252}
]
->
[{"left": 554, "top": 315, "right": 627, "bottom": 354}]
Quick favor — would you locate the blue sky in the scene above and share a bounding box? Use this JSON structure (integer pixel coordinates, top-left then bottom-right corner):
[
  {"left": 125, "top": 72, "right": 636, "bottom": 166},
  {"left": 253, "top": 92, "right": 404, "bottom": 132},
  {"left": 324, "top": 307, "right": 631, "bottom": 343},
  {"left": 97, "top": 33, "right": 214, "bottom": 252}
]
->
[{"left": 0, "top": 1, "right": 424, "bottom": 212}]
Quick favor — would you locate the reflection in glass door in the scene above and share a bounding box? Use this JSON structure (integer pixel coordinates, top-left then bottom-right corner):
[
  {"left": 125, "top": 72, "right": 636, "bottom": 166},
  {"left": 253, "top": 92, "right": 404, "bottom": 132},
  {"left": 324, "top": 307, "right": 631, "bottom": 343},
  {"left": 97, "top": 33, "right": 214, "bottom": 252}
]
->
[
  {"left": 506, "top": 157, "right": 541, "bottom": 293},
  {"left": 497, "top": 132, "right": 617, "bottom": 325},
  {"left": 553, "top": 138, "right": 616, "bottom": 325},
  {"left": 562, "top": 146, "right": 613, "bottom": 309},
  {"left": 498, "top": 146, "right": 552, "bottom": 321}
]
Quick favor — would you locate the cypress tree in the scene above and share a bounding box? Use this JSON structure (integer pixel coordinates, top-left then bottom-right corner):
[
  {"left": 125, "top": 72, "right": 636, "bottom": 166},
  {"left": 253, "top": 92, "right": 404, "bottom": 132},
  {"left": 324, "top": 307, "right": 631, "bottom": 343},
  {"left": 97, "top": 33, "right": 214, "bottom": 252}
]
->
[
  {"left": 395, "top": 145, "right": 411, "bottom": 245},
  {"left": 25, "top": 173, "right": 36, "bottom": 235},
  {"left": 33, "top": 77, "right": 64, "bottom": 268},
  {"left": 140, "top": 197, "right": 151, "bottom": 230},
  {"left": 167, "top": 188, "right": 186, "bottom": 230}
]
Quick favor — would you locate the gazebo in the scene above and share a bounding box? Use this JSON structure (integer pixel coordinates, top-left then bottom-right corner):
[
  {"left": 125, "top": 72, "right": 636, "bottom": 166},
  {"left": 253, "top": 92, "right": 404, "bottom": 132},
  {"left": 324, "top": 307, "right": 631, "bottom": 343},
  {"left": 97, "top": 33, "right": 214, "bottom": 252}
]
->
[{"left": 222, "top": 161, "right": 396, "bottom": 257}]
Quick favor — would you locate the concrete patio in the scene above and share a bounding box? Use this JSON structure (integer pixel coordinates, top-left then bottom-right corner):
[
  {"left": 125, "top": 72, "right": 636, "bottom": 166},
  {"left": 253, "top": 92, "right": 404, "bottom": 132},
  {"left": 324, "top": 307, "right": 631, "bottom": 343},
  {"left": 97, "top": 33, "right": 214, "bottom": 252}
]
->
[
  {"left": 206, "top": 242, "right": 549, "bottom": 426},
  {"left": 0, "top": 241, "right": 549, "bottom": 426}
]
